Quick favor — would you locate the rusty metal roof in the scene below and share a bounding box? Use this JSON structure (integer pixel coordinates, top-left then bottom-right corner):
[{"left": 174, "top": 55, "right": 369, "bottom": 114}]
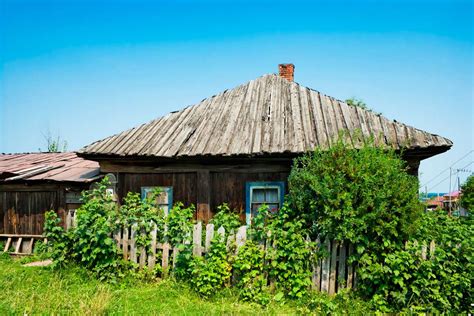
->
[
  {"left": 0, "top": 152, "right": 100, "bottom": 183},
  {"left": 79, "top": 74, "right": 452, "bottom": 159}
]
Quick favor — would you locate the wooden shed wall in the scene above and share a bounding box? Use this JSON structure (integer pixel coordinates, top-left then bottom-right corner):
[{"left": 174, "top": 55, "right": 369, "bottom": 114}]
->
[
  {"left": 0, "top": 184, "right": 88, "bottom": 235},
  {"left": 119, "top": 173, "right": 198, "bottom": 207},
  {"left": 0, "top": 189, "right": 59, "bottom": 234}
]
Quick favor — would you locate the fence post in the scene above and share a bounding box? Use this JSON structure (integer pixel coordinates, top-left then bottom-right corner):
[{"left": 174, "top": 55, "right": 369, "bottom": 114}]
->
[
  {"left": 162, "top": 242, "right": 170, "bottom": 271},
  {"left": 148, "top": 223, "right": 157, "bottom": 270},
  {"left": 310, "top": 236, "right": 321, "bottom": 291},
  {"left": 347, "top": 243, "right": 354, "bottom": 289},
  {"left": 329, "top": 241, "right": 338, "bottom": 295},
  {"left": 338, "top": 242, "right": 347, "bottom": 290},
  {"left": 139, "top": 246, "right": 146, "bottom": 269},
  {"left": 130, "top": 223, "right": 138, "bottom": 263},
  {"left": 321, "top": 239, "right": 330, "bottom": 293},
  {"left": 66, "top": 210, "right": 72, "bottom": 230},
  {"left": 235, "top": 226, "right": 246, "bottom": 253},
  {"left": 421, "top": 243, "right": 427, "bottom": 260},
  {"left": 193, "top": 222, "right": 202, "bottom": 256},
  {"left": 226, "top": 229, "right": 235, "bottom": 251},
  {"left": 217, "top": 226, "right": 225, "bottom": 241},
  {"left": 114, "top": 226, "right": 122, "bottom": 253},
  {"left": 429, "top": 240, "right": 436, "bottom": 258},
  {"left": 205, "top": 223, "right": 214, "bottom": 253},
  {"left": 123, "top": 226, "right": 129, "bottom": 260}
]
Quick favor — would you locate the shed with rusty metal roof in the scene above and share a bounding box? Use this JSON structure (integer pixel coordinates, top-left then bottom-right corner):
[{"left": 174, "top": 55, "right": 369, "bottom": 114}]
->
[{"left": 0, "top": 153, "right": 101, "bottom": 235}]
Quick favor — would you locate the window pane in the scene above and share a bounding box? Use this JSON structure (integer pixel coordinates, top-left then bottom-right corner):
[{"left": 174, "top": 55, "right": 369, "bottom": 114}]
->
[
  {"left": 265, "top": 188, "right": 279, "bottom": 203},
  {"left": 156, "top": 191, "right": 168, "bottom": 205},
  {"left": 252, "top": 189, "right": 266, "bottom": 202},
  {"left": 267, "top": 203, "right": 279, "bottom": 213},
  {"left": 251, "top": 203, "right": 262, "bottom": 219}
]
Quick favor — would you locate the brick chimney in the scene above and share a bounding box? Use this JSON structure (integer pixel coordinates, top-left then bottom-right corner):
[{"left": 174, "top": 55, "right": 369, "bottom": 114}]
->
[{"left": 278, "top": 64, "right": 295, "bottom": 81}]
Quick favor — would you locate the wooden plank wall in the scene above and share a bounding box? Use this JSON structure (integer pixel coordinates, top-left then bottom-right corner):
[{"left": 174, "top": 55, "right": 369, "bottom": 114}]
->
[
  {"left": 118, "top": 170, "right": 289, "bottom": 222},
  {"left": 0, "top": 191, "right": 58, "bottom": 235},
  {"left": 119, "top": 173, "right": 197, "bottom": 208},
  {"left": 210, "top": 171, "right": 289, "bottom": 220}
]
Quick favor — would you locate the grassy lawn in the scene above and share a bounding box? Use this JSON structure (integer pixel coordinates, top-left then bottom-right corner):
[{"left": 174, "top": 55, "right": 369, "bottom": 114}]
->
[{"left": 0, "top": 255, "right": 298, "bottom": 315}]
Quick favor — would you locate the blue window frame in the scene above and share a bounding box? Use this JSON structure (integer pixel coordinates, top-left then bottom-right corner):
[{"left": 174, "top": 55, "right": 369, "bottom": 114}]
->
[
  {"left": 245, "top": 181, "right": 285, "bottom": 225},
  {"left": 141, "top": 186, "right": 173, "bottom": 216}
]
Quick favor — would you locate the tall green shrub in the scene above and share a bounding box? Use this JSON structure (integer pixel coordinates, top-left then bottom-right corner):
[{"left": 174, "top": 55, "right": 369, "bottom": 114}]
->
[
  {"left": 73, "top": 179, "right": 121, "bottom": 279},
  {"left": 288, "top": 138, "right": 422, "bottom": 250},
  {"left": 461, "top": 175, "right": 474, "bottom": 211},
  {"left": 287, "top": 138, "right": 472, "bottom": 312}
]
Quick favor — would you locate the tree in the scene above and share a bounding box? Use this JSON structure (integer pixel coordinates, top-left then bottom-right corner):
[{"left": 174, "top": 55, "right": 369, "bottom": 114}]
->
[
  {"left": 460, "top": 175, "right": 474, "bottom": 211},
  {"left": 39, "top": 130, "right": 68, "bottom": 152}
]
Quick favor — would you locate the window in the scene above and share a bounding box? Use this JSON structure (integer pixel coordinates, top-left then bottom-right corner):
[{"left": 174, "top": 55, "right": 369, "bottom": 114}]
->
[
  {"left": 245, "top": 181, "right": 285, "bottom": 225},
  {"left": 141, "top": 186, "right": 173, "bottom": 216}
]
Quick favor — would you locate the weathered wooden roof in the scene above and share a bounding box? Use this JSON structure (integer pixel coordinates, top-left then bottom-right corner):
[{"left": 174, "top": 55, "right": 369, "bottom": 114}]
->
[
  {"left": 0, "top": 152, "right": 100, "bottom": 183},
  {"left": 79, "top": 74, "right": 452, "bottom": 159}
]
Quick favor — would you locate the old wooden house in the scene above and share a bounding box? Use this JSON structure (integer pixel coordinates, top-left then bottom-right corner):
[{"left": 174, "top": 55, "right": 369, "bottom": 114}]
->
[
  {"left": 78, "top": 64, "right": 452, "bottom": 224},
  {"left": 0, "top": 153, "right": 100, "bottom": 234}
]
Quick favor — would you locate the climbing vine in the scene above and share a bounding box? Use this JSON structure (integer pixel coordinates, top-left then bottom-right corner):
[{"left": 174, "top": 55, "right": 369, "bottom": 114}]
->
[
  {"left": 209, "top": 203, "right": 242, "bottom": 233},
  {"left": 118, "top": 190, "right": 165, "bottom": 252}
]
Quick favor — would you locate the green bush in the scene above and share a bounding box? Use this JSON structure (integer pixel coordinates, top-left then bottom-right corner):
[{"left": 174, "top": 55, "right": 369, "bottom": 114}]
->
[
  {"left": 359, "top": 211, "right": 473, "bottom": 313},
  {"left": 461, "top": 175, "right": 474, "bottom": 211},
  {"left": 119, "top": 190, "right": 166, "bottom": 251},
  {"left": 189, "top": 235, "right": 232, "bottom": 297},
  {"left": 166, "top": 202, "right": 195, "bottom": 246},
  {"left": 209, "top": 203, "right": 242, "bottom": 234},
  {"left": 233, "top": 239, "right": 271, "bottom": 305},
  {"left": 72, "top": 179, "right": 123, "bottom": 280},
  {"left": 239, "top": 204, "right": 315, "bottom": 302},
  {"left": 287, "top": 138, "right": 472, "bottom": 313},
  {"left": 43, "top": 210, "right": 73, "bottom": 267},
  {"left": 288, "top": 138, "right": 422, "bottom": 246}
]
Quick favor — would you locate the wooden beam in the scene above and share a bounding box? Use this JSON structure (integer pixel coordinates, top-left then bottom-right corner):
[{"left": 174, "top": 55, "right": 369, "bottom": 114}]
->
[
  {"left": 0, "top": 234, "right": 43, "bottom": 238},
  {"left": 100, "top": 161, "right": 291, "bottom": 174}
]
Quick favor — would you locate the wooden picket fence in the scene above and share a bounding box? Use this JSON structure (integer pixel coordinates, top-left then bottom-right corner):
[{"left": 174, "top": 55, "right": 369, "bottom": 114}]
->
[
  {"left": 64, "top": 214, "right": 438, "bottom": 295},
  {"left": 112, "top": 222, "right": 361, "bottom": 295}
]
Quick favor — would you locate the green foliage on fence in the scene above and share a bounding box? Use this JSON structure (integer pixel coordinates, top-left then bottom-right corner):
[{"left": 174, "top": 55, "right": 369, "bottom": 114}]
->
[
  {"left": 166, "top": 202, "right": 194, "bottom": 246},
  {"left": 120, "top": 190, "right": 166, "bottom": 251},
  {"left": 72, "top": 179, "right": 125, "bottom": 280},
  {"left": 209, "top": 203, "right": 242, "bottom": 234},
  {"left": 233, "top": 240, "right": 270, "bottom": 305},
  {"left": 231, "top": 204, "right": 315, "bottom": 304},
  {"left": 358, "top": 211, "right": 472, "bottom": 312},
  {"left": 189, "top": 235, "right": 232, "bottom": 297}
]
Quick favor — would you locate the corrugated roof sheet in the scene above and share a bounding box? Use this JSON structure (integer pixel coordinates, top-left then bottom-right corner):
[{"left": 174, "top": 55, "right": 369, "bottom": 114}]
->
[
  {"left": 79, "top": 74, "right": 452, "bottom": 158},
  {"left": 0, "top": 152, "right": 100, "bottom": 183}
]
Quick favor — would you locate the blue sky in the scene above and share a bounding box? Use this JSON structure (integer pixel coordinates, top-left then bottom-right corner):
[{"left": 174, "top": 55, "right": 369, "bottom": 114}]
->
[{"left": 0, "top": 0, "right": 472, "bottom": 192}]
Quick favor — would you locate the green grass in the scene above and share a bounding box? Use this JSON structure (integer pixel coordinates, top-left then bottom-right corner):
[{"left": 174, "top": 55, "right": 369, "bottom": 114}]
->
[{"left": 0, "top": 255, "right": 298, "bottom": 315}]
